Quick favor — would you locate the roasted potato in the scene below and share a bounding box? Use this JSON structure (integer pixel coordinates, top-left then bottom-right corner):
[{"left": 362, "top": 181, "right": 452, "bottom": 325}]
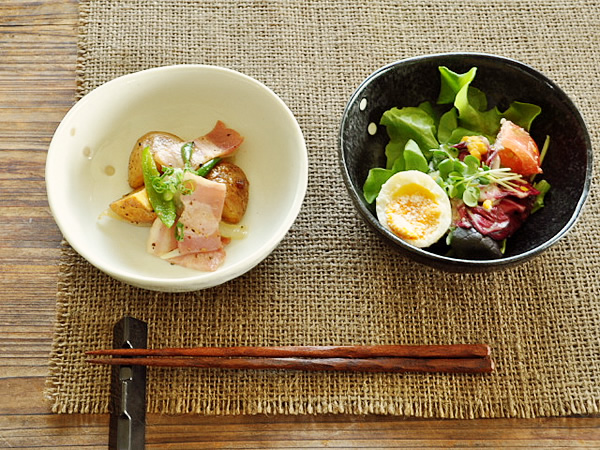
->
[
  {"left": 109, "top": 187, "right": 157, "bottom": 225},
  {"left": 205, "top": 161, "right": 249, "bottom": 224},
  {"left": 128, "top": 131, "right": 183, "bottom": 189}
]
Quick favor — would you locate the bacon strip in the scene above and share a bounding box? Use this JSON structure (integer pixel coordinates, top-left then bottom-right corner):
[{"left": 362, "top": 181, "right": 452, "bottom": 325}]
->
[
  {"left": 150, "top": 121, "right": 244, "bottom": 170},
  {"left": 191, "top": 120, "right": 244, "bottom": 167},
  {"left": 167, "top": 248, "right": 226, "bottom": 272},
  {"left": 177, "top": 172, "right": 226, "bottom": 255},
  {"left": 147, "top": 217, "right": 178, "bottom": 256}
]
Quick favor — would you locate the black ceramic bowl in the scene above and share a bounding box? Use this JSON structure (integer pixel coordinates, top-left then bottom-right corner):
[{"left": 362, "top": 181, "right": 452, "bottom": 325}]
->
[{"left": 339, "top": 53, "right": 593, "bottom": 271}]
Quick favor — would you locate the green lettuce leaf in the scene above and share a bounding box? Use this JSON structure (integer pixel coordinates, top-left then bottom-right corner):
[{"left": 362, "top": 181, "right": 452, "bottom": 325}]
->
[
  {"left": 363, "top": 140, "right": 422, "bottom": 203},
  {"left": 384, "top": 140, "right": 407, "bottom": 170},
  {"left": 437, "top": 66, "right": 477, "bottom": 105},
  {"left": 380, "top": 106, "right": 439, "bottom": 167},
  {"left": 437, "top": 108, "right": 457, "bottom": 144},
  {"left": 454, "top": 79, "right": 503, "bottom": 140},
  {"left": 438, "top": 66, "right": 542, "bottom": 141},
  {"left": 403, "top": 139, "right": 429, "bottom": 172},
  {"left": 363, "top": 168, "right": 394, "bottom": 203},
  {"left": 502, "top": 101, "right": 542, "bottom": 131}
]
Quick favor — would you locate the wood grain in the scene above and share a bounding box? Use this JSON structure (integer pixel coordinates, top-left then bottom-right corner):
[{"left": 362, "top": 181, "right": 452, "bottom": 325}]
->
[
  {"left": 87, "top": 356, "right": 495, "bottom": 373},
  {"left": 86, "top": 343, "right": 492, "bottom": 358},
  {"left": 0, "top": 1, "right": 598, "bottom": 448}
]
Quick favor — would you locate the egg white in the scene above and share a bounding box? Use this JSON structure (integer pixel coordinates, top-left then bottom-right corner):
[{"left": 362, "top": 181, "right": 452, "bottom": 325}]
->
[{"left": 375, "top": 170, "right": 451, "bottom": 248}]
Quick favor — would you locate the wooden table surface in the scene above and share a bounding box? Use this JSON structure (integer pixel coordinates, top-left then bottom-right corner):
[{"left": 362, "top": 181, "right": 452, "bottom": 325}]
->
[{"left": 1, "top": 1, "right": 599, "bottom": 448}]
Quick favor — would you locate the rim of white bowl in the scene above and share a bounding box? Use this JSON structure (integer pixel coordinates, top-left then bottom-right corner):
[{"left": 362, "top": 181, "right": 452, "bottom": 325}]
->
[{"left": 46, "top": 64, "right": 308, "bottom": 291}]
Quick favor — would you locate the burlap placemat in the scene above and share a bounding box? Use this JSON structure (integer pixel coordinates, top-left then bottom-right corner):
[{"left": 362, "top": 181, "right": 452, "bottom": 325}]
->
[{"left": 46, "top": 0, "right": 600, "bottom": 418}]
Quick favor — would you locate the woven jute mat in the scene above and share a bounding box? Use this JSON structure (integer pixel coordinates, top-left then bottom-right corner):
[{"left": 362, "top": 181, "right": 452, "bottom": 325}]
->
[{"left": 46, "top": 0, "right": 600, "bottom": 418}]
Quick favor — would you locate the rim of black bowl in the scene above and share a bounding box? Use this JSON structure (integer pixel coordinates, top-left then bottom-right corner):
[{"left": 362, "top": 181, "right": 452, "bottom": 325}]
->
[{"left": 338, "top": 52, "right": 593, "bottom": 270}]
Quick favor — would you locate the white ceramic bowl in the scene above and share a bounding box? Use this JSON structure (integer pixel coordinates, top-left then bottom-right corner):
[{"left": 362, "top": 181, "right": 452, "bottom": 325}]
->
[{"left": 46, "top": 65, "right": 308, "bottom": 292}]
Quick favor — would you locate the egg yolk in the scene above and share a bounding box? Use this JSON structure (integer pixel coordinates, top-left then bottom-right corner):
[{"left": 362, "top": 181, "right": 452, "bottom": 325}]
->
[{"left": 384, "top": 183, "right": 442, "bottom": 241}]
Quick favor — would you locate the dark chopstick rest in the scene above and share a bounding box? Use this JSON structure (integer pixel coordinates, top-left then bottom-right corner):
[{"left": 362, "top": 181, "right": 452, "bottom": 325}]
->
[{"left": 109, "top": 317, "right": 147, "bottom": 450}]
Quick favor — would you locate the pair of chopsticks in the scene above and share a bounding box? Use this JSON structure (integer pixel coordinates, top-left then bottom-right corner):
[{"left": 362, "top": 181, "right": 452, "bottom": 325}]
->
[{"left": 86, "top": 344, "right": 494, "bottom": 374}]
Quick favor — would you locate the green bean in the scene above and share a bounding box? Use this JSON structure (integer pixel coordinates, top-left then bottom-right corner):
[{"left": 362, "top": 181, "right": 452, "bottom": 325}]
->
[{"left": 196, "top": 157, "right": 221, "bottom": 177}]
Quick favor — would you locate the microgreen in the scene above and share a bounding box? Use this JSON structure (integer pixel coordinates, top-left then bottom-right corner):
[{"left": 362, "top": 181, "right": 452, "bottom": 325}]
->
[{"left": 432, "top": 152, "right": 527, "bottom": 207}]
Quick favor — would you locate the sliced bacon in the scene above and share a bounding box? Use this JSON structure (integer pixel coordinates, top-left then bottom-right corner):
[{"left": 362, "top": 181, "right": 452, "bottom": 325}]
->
[
  {"left": 191, "top": 120, "right": 244, "bottom": 167},
  {"left": 177, "top": 172, "right": 226, "bottom": 256},
  {"left": 147, "top": 217, "right": 178, "bottom": 257},
  {"left": 145, "top": 167, "right": 229, "bottom": 272},
  {"left": 138, "top": 133, "right": 185, "bottom": 174},
  {"left": 150, "top": 121, "right": 243, "bottom": 171},
  {"left": 168, "top": 248, "right": 226, "bottom": 272}
]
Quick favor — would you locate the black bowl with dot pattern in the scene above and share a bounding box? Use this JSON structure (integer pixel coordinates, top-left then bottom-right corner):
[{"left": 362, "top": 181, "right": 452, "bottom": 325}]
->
[{"left": 339, "top": 53, "right": 592, "bottom": 272}]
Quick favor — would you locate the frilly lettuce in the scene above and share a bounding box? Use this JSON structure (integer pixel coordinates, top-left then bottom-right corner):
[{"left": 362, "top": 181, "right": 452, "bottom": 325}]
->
[{"left": 363, "top": 66, "right": 542, "bottom": 203}]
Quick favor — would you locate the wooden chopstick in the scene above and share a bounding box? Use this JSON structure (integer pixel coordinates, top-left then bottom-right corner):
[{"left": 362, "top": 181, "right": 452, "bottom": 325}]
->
[
  {"left": 85, "top": 344, "right": 494, "bottom": 374},
  {"left": 86, "top": 356, "right": 494, "bottom": 374},
  {"left": 86, "top": 344, "right": 490, "bottom": 359}
]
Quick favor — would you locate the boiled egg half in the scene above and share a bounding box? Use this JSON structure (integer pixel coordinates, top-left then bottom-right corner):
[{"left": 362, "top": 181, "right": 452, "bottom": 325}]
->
[{"left": 375, "top": 170, "right": 451, "bottom": 248}]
